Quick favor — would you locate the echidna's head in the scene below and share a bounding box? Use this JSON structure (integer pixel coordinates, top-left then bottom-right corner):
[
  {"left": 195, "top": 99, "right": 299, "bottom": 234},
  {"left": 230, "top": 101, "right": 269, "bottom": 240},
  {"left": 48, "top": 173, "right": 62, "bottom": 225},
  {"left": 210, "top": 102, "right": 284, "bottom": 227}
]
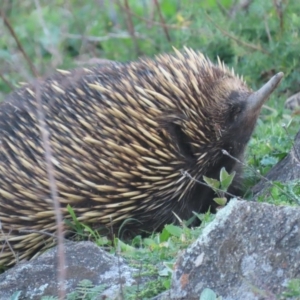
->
[
  {"left": 143, "top": 48, "right": 284, "bottom": 184},
  {"left": 210, "top": 71, "right": 283, "bottom": 158},
  {"left": 153, "top": 48, "right": 283, "bottom": 167}
]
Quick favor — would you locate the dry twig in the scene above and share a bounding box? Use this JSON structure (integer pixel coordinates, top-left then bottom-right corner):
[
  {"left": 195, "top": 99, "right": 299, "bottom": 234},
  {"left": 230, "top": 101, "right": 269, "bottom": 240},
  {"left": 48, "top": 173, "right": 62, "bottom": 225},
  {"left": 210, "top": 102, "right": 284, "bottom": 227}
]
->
[
  {"left": 153, "top": 0, "right": 171, "bottom": 42},
  {"left": 205, "top": 13, "right": 269, "bottom": 55},
  {"left": 117, "top": 0, "right": 141, "bottom": 56},
  {"left": 264, "top": 15, "right": 273, "bottom": 43},
  {"left": 0, "top": 10, "right": 38, "bottom": 77},
  {"left": 272, "top": 0, "right": 284, "bottom": 32},
  {"left": 35, "top": 83, "right": 66, "bottom": 300},
  {"left": 0, "top": 73, "right": 14, "bottom": 90},
  {"left": 64, "top": 32, "right": 147, "bottom": 42}
]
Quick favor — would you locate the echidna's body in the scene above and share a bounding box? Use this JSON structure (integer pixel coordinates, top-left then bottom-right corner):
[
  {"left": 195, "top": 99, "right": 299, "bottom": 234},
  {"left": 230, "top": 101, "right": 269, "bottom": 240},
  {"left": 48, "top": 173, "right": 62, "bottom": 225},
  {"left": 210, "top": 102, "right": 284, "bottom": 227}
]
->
[{"left": 0, "top": 48, "right": 282, "bottom": 267}]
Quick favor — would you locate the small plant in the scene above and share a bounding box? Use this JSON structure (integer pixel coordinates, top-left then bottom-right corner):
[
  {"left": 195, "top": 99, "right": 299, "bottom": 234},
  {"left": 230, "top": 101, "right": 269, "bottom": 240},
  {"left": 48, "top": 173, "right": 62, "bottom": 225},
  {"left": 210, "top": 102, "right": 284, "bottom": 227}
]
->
[
  {"left": 203, "top": 167, "right": 237, "bottom": 208},
  {"left": 63, "top": 280, "right": 106, "bottom": 300},
  {"left": 65, "top": 205, "right": 111, "bottom": 247},
  {"left": 10, "top": 281, "right": 107, "bottom": 300},
  {"left": 257, "top": 180, "right": 300, "bottom": 206},
  {"left": 280, "top": 278, "right": 300, "bottom": 299}
]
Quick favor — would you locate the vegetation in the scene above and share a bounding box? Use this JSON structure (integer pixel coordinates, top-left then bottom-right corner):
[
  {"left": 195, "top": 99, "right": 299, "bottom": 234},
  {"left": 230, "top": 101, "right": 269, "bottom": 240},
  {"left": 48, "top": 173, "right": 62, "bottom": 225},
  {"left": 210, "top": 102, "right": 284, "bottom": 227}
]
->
[{"left": 1, "top": 0, "right": 300, "bottom": 299}]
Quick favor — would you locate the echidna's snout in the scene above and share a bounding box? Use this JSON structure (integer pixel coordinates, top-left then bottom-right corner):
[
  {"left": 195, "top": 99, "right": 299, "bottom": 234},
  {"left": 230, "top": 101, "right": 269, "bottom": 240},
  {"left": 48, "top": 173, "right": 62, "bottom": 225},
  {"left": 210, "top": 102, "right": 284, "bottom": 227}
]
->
[{"left": 246, "top": 72, "right": 284, "bottom": 114}]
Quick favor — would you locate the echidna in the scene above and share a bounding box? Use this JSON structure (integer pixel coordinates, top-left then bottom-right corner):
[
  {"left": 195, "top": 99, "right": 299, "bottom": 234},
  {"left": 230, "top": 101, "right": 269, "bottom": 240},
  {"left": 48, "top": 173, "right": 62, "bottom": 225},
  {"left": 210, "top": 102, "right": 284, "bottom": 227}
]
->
[{"left": 0, "top": 48, "right": 283, "bottom": 267}]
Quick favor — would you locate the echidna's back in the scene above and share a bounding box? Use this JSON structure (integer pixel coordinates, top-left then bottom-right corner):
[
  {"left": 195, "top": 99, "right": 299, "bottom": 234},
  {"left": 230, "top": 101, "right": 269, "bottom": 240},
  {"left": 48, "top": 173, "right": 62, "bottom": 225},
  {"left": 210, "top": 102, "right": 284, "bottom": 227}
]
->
[
  {"left": 0, "top": 54, "right": 211, "bottom": 266},
  {"left": 1, "top": 48, "right": 275, "bottom": 268}
]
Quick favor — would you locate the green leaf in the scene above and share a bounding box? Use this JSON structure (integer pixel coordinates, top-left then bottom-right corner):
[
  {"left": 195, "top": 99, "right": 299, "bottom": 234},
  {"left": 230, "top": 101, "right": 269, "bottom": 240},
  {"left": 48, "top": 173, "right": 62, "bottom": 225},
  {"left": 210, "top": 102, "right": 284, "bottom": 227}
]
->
[
  {"left": 213, "top": 197, "right": 227, "bottom": 206},
  {"left": 184, "top": 214, "right": 198, "bottom": 227},
  {"left": 200, "top": 288, "right": 217, "bottom": 300},
  {"left": 115, "top": 238, "right": 136, "bottom": 252},
  {"left": 203, "top": 176, "right": 220, "bottom": 191},
  {"left": 158, "top": 267, "right": 170, "bottom": 277},
  {"left": 131, "top": 235, "right": 142, "bottom": 247},
  {"left": 143, "top": 238, "right": 158, "bottom": 248},
  {"left": 164, "top": 224, "right": 183, "bottom": 238},
  {"left": 220, "top": 167, "right": 236, "bottom": 191},
  {"left": 160, "top": 227, "right": 171, "bottom": 242},
  {"left": 260, "top": 156, "right": 278, "bottom": 166},
  {"left": 192, "top": 211, "right": 205, "bottom": 222},
  {"left": 163, "top": 261, "right": 175, "bottom": 273},
  {"left": 160, "top": 0, "right": 177, "bottom": 17},
  {"left": 162, "top": 277, "right": 171, "bottom": 289},
  {"left": 66, "top": 204, "right": 82, "bottom": 230}
]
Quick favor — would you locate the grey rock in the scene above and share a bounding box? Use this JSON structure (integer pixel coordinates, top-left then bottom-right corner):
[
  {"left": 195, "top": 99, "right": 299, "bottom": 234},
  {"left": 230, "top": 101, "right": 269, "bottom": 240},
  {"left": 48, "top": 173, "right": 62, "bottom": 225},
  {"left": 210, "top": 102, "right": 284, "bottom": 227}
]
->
[
  {"left": 0, "top": 241, "right": 138, "bottom": 299},
  {"left": 3, "top": 200, "right": 300, "bottom": 300},
  {"left": 169, "top": 199, "right": 300, "bottom": 300},
  {"left": 285, "top": 91, "right": 300, "bottom": 111}
]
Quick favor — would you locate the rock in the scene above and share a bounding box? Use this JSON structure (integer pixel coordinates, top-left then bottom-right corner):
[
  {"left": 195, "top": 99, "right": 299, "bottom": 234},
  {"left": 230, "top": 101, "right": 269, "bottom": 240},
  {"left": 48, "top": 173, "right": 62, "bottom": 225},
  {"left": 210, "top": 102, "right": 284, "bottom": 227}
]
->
[
  {"left": 285, "top": 92, "right": 300, "bottom": 111},
  {"left": 0, "top": 241, "right": 138, "bottom": 299},
  {"left": 169, "top": 199, "right": 300, "bottom": 300},
  {"left": 252, "top": 130, "right": 300, "bottom": 198},
  {"left": 3, "top": 200, "right": 300, "bottom": 300}
]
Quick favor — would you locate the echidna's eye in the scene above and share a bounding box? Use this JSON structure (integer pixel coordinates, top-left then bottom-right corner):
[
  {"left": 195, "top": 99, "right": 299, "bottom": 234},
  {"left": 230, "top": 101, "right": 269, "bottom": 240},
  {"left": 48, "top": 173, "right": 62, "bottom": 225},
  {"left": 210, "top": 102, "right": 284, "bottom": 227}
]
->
[
  {"left": 228, "top": 104, "right": 241, "bottom": 122},
  {"left": 233, "top": 107, "right": 242, "bottom": 120}
]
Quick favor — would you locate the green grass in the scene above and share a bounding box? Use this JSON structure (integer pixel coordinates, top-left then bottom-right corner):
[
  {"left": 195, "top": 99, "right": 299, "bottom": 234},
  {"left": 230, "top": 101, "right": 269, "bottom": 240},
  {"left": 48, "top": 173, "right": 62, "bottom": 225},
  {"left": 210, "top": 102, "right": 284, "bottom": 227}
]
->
[
  {"left": 2, "top": 0, "right": 300, "bottom": 299},
  {"left": 63, "top": 205, "right": 214, "bottom": 299}
]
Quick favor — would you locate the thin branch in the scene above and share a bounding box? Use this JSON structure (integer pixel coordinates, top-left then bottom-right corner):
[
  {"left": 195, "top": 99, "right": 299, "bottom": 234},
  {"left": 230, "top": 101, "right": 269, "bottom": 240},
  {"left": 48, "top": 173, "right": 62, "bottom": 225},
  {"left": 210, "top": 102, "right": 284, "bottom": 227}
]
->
[
  {"left": 64, "top": 32, "right": 147, "bottom": 42},
  {"left": 153, "top": 0, "right": 171, "bottom": 42},
  {"left": 0, "top": 73, "right": 14, "bottom": 90},
  {"left": 118, "top": 0, "right": 141, "bottom": 56},
  {"left": 34, "top": 83, "right": 66, "bottom": 300},
  {"left": 182, "top": 170, "right": 242, "bottom": 200},
  {"left": 272, "top": 0, "right": 284, "bottom": 32},
  {"left": 0, "top": 10, "right": 39, "bottom": 77},
  {"left": 217, "top": 0, "right": 230, "bottom": 17},
  {"left": 0, "top": 226, "right": 18, "bottom": 264},
  {"left": 146, "top": 0, "right": 156, "bottom": 28},
  {"left": 118, "top": 4, "right": 189, "bottom": 30},
  {"left": 206, "top": 13, "right": 269, "bottom": 55},
  {"left": 264, "top": 15, "right": 273, "bottom": 43},
  {"left": 33, "top": 0, "right": 62, "bottom": 67}
]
